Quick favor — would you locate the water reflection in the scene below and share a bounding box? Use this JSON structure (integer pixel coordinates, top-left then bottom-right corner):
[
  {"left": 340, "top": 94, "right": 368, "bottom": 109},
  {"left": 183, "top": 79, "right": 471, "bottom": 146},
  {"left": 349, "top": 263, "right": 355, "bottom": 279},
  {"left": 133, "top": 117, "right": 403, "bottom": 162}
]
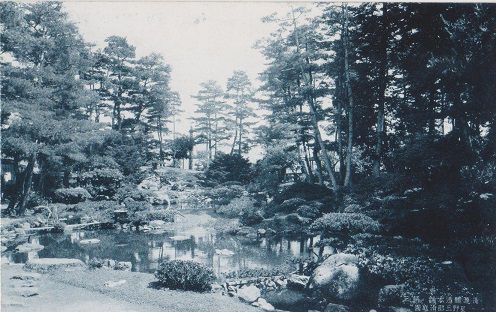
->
[{"left": 7, "top": 211, "right": 333, "bottom": 276}]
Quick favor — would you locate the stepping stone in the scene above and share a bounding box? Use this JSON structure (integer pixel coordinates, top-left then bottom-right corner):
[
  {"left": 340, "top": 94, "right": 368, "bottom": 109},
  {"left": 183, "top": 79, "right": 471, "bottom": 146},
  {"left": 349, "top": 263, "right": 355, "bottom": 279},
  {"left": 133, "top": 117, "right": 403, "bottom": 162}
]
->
[
  {"left": 11, "top": 272, "right": 42, "bottom": 281},
  {"left": 14, "top": 286, "right": 39, "bottom": 297},
  {"left": 24, "top": 258, "right": 86, "bottom": 273},
  {"left": 79, "top": 239, "right": 101, "bottom": 245},
  {"left": 2, "top": 299, "right": 26, "bottom": 307},
  {"left": 104, "top": 279, "right": 127, "bottom": 288}
]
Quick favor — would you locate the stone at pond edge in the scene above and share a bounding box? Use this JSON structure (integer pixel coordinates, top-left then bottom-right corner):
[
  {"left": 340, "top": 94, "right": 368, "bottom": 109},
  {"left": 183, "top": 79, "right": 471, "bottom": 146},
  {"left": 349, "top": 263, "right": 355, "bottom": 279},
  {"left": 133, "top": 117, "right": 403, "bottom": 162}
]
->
[
  {"left": 15, "top": 242, "right": 44, "bottom": 253},
  {"left": 324, "top": 303, "right": 350, "bottom": 312},
  {"left": 287, "top": 274, "right": 310, "bottom": 291},
  {"left": 24, "top": 258, "right": 86, "bottom": 273},
  {"left": 264, "top": 289, "right": 307, "bottom": 310},
  {"left": 237, "top": 285, "right": 261, "bottom": 303},
  {"left": 254, "top": 298, "right": 275, "bottom": 311},
  {"left": 307, "top": 253, "right": 362, "bottom": 302}
]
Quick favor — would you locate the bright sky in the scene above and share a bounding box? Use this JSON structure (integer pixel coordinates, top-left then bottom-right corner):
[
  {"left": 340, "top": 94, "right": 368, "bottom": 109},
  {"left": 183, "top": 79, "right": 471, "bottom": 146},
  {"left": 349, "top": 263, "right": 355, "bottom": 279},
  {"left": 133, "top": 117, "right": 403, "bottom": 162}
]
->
[{"left": 64, "top": 2, "right": 310, "bottom": 135}]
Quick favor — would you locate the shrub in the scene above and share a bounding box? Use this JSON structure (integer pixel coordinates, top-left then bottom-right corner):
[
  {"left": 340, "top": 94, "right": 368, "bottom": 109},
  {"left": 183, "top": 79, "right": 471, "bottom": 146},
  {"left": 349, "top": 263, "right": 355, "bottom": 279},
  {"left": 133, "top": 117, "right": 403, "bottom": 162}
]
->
[
  {"left": 79, "top": 168, "right": 123, "bottom": 197},
  {"left": 240, "top": 209, "right": 264, "bottom": 226},
  {"left": 216, "top": 196, "right": 254, "bottom": 218},
  {"left": 73, "top": 200, "right": 120, "bottom": 223},
  {"left": 297, "top": 203, "right": 323, "bottom": 220},
  {"left": 274, "top": 182, "right": 334, "bottom": 205},
  {"left": 52, "top": 222, "right": 67, "bottom": 233},
  {"left": 154, "top": 260, "right": 215, "bottom": 292},
  {"left": 25, "top": 192, "right": 50, "bottom": 208},
  {"left": 115, "top": 184, "right": 153, "bottom": 203},
  {"left": 144, "top": 210, "right": 175, "bottom": 222},
  {"left": 310, "top": 213, "right": 381, "bottom": 236},
  {"left": 54, "top": 187, "right": 92, "bottom": 204},
  {"left": 205, "top": 153, "right": 251, "bottom": 184},
  {"left": 124, "top": 199, "right": 153, "bottom": 226},
  {"left": 205, "top": 184, "right": 245, "bottom": 206}
]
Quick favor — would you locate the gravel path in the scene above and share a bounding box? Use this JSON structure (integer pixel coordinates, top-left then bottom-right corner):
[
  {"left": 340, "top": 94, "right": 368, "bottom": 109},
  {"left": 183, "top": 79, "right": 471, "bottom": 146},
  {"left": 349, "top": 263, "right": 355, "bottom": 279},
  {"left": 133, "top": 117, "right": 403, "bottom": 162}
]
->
[{"left": 1, "top": 263, "right": 259, "bottom": 312}]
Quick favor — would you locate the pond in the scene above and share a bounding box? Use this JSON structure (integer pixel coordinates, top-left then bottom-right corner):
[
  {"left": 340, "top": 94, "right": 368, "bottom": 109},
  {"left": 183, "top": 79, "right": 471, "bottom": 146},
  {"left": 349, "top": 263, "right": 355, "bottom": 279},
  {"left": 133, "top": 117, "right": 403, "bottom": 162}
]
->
[{"left": 6, "top": 210, "right": 333, "bottom": 277}]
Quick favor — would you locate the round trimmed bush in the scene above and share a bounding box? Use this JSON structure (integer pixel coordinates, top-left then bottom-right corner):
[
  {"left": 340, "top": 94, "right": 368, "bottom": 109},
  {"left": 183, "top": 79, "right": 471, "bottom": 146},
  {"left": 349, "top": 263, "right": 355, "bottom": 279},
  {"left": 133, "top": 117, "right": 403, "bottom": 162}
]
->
[{"left": 155, "top": 260, "right": 216, "bottom": 292}]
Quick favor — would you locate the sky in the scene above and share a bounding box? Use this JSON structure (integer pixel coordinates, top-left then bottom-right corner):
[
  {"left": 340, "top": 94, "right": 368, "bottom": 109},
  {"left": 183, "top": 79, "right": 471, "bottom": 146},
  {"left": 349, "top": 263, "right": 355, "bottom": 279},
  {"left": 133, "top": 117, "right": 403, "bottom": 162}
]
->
[{"left": 64, "top": 2, "right": 311, "bottom": 135}]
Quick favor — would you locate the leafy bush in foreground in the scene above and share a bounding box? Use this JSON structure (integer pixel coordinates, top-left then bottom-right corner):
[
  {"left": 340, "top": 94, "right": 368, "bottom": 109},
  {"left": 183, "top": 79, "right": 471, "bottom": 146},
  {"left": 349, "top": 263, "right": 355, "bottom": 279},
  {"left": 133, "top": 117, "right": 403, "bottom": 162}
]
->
[{"left": 155, "top": 260, "right": 215, "bottom": 292}]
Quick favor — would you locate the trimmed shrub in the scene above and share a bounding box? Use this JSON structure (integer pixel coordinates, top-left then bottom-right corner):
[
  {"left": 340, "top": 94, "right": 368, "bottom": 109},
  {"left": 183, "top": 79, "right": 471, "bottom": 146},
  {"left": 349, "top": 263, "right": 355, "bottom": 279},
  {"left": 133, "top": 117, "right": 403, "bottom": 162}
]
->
[
  {"left": 216, "top": 196, "right": 255, "bottom": 218},
  {"left": 297, "top": 203, "right": 324, "bottom": 220},
  {"left": 205, "top": 184, "right": 245, "bottom": 206},
  {"left": 79, "top": 168, "right": 123, "bottom": 197},
  {"left": 240, "top": 209, "right": 264, "bottom": 226},
  {"left": 274, "top": 182, "right": 333, "bottom": 204},
  {"left": 155, "top": 260, "right": 215, "bottom": 292},
  {"left": 25, "top": 192, "right": 50, "bottom": 209},
  {"left": 73, "top": 200, "right": 120, "bottom": 223},
  {"left": 144, "top": 210, "right": 175, "bottom": 222},
  {"left": 54, "top": 187, "right": 92, "bottom": 204},
  {"left": 310, "top": 213, "right": 381, "bottom": 236},
  {"left": 115, "top": 184, "right": 153, "bottom": 203},
  {"left": 205, "top": 153, "right": 252, "bottom": 184}
]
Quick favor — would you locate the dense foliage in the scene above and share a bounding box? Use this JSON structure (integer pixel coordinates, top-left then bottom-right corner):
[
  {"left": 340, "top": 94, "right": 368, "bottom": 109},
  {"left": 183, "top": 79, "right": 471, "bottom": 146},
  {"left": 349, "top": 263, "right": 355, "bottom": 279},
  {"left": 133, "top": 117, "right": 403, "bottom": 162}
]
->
[{"left": 154, "top": 260, "right": 216, "bottom": 292}]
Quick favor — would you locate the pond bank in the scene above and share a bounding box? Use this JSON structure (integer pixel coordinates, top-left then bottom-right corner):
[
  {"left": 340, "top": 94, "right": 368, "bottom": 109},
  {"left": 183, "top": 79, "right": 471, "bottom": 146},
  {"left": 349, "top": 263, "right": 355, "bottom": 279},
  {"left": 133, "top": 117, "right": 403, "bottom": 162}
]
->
[{"left": 1, "top": 262, "right": 259, "bottom": 312}]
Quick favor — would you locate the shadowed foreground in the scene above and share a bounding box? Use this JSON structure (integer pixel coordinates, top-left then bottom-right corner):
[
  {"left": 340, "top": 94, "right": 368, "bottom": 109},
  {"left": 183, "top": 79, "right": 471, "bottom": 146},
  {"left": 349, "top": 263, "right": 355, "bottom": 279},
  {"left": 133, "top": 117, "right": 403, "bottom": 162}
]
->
[{"left": 1, "top": 264, "right": 259, "bottom": 312}]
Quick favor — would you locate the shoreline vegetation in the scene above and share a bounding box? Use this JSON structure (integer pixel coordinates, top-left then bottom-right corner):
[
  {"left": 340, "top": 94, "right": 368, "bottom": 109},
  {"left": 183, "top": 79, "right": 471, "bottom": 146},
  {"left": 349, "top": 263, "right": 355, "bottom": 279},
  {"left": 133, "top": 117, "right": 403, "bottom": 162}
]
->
[{"left": 1, "top": 2, "right": 495, "bottom": 312}]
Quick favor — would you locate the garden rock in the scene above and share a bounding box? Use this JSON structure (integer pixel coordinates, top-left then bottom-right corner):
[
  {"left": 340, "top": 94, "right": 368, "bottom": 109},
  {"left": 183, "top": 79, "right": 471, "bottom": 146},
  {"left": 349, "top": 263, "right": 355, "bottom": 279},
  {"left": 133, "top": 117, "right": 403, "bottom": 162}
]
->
[
  {"left": 114, "top": 261, "right": 132, "bottom": 271},
  {"left": 378, "top": 284, "right": 405, "bottom": 308},
  {"left": 237, "top": 285, "right": 260, "bottom": 303},
  {"left": 308, "top": 253, "right": 362, "bottom": 302},
  {"left": 149, "top": 220, "right": 166, "bottom": 228},
  {"left": 253, "top": 298, "right": 275, "bottom": 311},
  {"left": 15, "top": 287, "right": 39, "bottom": 297},
  {"left": 287, "top": 274, "right": 309, "bottom": 291},
  {"left": 324, "top": 303, "right": 350, "bottom": 312},
  {"left": 15, "top": 242, "right": 44, "bottom": 253},
  {"left": 24, "top": 258, "right": 86, "bottom": 273},
  {"left": 264, "top": 289, "right": 306, "bottom": 310}
]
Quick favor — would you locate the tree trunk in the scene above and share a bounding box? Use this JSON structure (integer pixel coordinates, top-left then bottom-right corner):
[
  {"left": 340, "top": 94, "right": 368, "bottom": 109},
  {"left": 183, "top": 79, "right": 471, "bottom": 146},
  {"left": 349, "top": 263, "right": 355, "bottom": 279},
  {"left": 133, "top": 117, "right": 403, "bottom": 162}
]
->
[
  {"left": 373, "top": 3, "right": 388, "bottom": 177},
  {"left": 313, "top": 138, "right": 324, "bottom": 186},
  {"left": 231, "top": 117, "right": 238, "bottom": 155},
  {"left": 291, "top": 7, "right": 338, "bottom": 190},
  {"left": 343, "top": 3, "right": 354, "bottom": 188},
  {"left": 157, "top": 117, "right": 164, "bottom": 163},
  {"left": 15, "top": 153, "right": 36, "bottom": 216},
  {"left": 238, "top": 117, "right": 243, "bottom": 155}
]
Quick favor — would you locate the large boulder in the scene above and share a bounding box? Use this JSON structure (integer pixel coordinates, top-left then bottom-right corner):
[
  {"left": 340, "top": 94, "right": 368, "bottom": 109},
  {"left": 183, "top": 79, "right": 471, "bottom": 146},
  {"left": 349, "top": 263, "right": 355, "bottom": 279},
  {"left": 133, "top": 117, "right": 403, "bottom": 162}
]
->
[
  {"left": 264, "top": 289, "right": 307, "bottom": 311},
  {"left": 25, "top": 258, "right": 86, "bottom": 273},
  {"left": 287, "top": 274, "right": 310, "bottom": 291},
  {"left": 308, "top": 253, "right": 362, "bottom": 302},
  {"left": 378, "top": 284, "right": 406, "bottom": 308},
  {"left": 237, "top": 285, "right": 261, "bottom": 303},
  {"left": 324, "top": 303, "right": 350, "bottom": 312}
]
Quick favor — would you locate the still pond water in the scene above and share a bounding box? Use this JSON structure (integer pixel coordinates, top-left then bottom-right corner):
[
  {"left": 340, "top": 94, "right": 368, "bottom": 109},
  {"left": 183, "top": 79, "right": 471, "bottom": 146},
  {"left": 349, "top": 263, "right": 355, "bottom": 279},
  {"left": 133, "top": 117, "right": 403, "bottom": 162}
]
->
[{"left": 9, "top": 210, "right": 333, "bottom": 276}]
